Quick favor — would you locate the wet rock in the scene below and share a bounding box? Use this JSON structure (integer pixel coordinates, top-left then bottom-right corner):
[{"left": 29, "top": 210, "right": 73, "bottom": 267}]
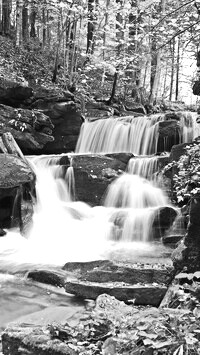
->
[
  {"left": 162, "top": 235, "right": 183, "bottom": 245},
  {"left": 153, "top": 206, "right": 178, "bottom": 239},
  {"left": 0, "top": 104, "right": 54, "bottom": 154},
  {"left": 0, "top": 78, "right": 33, "bottom": 107},
  {"left": 71, "top": 154, "right": 130, "bottom": 205},
  {"left": 27, "top": 269, "right": 68, "bottom": 287},
  {"left": 65, "top": 280, "right": 167, "bottom": 306},
  {"left": 109, "top": 206, "right": 178, "bottom": 241},
  {"left": 173, "top": 195, "right": 200, "bottom": 272},
  {"left": 0, "top": 153, "right": 35, "bottom": 228},
  {"left": 0, "top": 228, "right": 6, "bottom": 236},
  {"left": 63, "top": 260, "right": 174, "bottom": 286},
  {"left": 157, "top": 120, "right": 180, "bottom": 153}
]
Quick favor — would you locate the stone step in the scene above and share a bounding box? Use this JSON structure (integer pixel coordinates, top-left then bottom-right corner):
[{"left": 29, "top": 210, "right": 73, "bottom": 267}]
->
[{"left": 65, "top": 280, "right": 167, "bottom": 306}]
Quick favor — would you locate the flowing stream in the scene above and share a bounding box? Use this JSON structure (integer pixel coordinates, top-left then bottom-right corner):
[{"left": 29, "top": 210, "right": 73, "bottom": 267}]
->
[{"left": 0, "top": 110, "right": 197, "bottom": 334}]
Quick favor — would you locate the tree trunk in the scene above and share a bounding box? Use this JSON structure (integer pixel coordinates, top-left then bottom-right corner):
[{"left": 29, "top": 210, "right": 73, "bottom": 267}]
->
[
  {"left": 169, "top": 38, "right": 175, "bottom": 101},
  {"left": 30, "top": 1, "right": 36, "bottom": 38},
  {"left": 149, "top": 0, "right": 166, "bottom": 104},
  {"left": 0, "top": 0, "right": 2, "bottom": 34},
  {"left": 175, "top": 36, "right": 181, "bottom": 101},
  {"left": 16, "top": 0, "right": 23, "bottom": 47},
  {"left": 86, "top": 0, "right": 95, "bottom": 54},
  {"left": 2, "top": 0, "right": 12, "bottom": 36},
  {"left": 102, "top": 0, "right": 110, "bottom": 60},
  {"left": 108, "top": 69, "right": 118, "bottom": 104},
  {"left": 22, "top": 0, "right": 29, "bottom": 42}
]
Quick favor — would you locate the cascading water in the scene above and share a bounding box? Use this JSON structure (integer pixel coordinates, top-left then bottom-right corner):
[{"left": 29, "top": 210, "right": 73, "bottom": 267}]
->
[
  {"left": 104, "top": 174, "right": 173, "bottom": 242},
  {"left": 76, "top": 115, "right": 162, "bottom": 155},
  {"left": 76, "top": 111, "right": 200, "bottom": 155},
  {"left": 127, "top": 156, "right": 159, "bottom": 180}
]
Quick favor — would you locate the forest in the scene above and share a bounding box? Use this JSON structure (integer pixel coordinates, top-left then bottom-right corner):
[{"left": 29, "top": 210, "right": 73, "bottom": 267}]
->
[{"left": 0, "top": 0, "right": 199, "bottom": 106}]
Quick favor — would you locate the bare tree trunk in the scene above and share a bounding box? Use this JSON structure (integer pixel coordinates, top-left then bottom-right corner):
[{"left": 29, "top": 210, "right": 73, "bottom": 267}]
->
[
  {"left": 149, "top": 0, "right": 166, "bottom": 104},
  {"left": 175, "top": 36, "right": 181, "bottom": 101},
  {"left": 42, "top": 1, "right": 47, "bottom": 48},
  {"left": 2, "top": 0, "right": 12, "bottom": 35},
  {"left": 16, "top": 0, "right": 23, "bottom": 46},
  {"left": 30, "top": 1, "right": 36, "bottom": 38},
  {"left": 22, "top": 0, "right": 29, "bottom": 42},
  {"left": 86, "top": 0, "right": 95, "bottom": 54},
  {"left": 0, "top": 0, "right": 2, "bottom": 34},
  {"left": 169, "top": 38, "right": 175, "bottom": 101},
  {"left": 102, "top": 0, "right": 110, "bottom": 60}
]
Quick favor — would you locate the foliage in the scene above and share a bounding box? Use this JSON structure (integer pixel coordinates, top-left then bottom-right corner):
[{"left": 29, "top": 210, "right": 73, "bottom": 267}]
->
[
  {"left": 162, "top": 138, "right": 200, "bottom": 206},
  {"left": 1, "top": 0, "right": 200, "bottom": 103},
  {"left": 47, "top": 293, "right": 200, "bottom": 354}
]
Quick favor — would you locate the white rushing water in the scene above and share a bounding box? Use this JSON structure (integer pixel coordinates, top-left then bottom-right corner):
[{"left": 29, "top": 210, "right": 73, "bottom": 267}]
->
[
  {"left": 127, "top": 156, "right": 159, "bottom": 180},
  {"left": 0, "top": 155, "right": 174, "bottom": 271},
  {"left": 76, "top": 112, "right": 200, "bottom": 154}
]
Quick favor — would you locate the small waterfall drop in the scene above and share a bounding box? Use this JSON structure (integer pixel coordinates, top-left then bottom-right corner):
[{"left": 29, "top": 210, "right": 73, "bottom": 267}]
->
[
  {"left": 76, "top": 115, "right": 162, "bottom": 155},
  {"left": 127, "top": 156, "right": 159, "bottom": 180},
  {"left": 104, "top": 174, "right": 174, "bottom": 242}
]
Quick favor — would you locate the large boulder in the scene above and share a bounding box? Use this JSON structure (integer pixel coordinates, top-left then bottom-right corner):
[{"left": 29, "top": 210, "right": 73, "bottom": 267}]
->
[
  {"left": 0, "top": 78, "right": 33, "bottom": 107},
  {"left": 59, "top": 153, "right": 133, "bottom": 205},
  {"left": 30, "top": 91, "right": 82, "bottom": 154},
  {"left": 0, "top": 153, "right": 35, "bottom": 228},
  {"left": 0, "top": 104, "right": 54, "bottom": 154}
]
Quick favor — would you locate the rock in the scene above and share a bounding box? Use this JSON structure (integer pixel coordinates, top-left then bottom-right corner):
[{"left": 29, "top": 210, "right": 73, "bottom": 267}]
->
[
  {"left": 0, "top": 78, "right": 33, "bottom": 106},
  {"left": 162, "top": 235, "right": 183, "bottom": 245},
  {"left": 26, "top": 269, "right": 68, "bottom": 287},
  {"left": 31, "top": 95, "right": 82, "bottom": 154},
  {"left": 161, "top": 101, "right": 186, "bottom": 111},
  {"left": 2, "top": 325, "right": 77, "bottom": 355},
  {"left": 169, "top": 143, "right": 188, "bottom": 162},
  {"left": 173, "top": 195, "right": 200, "bottom": 272},
  {"left": 0, "top": 104, "right": 54, "bottom": 154},
  {"left": 65, "top": 280, "right": 167, "bottom": 306},
  {"left": 0, "top": 228, "right": 6, "bottom": 236},
  {"left": 157, "top": 120, "right": 180, "bottom": 153},
  {"left": 70, "top": 154, "right": 130, "bottom": 205},
  {"left": 193, "top": 81, "right": 200, "bottom": 95},
  {"left": 109, "top": 206, "right": 178, "bottom": 241},
  {"left": 125, "top": 101, "right": 147, "bottom": 115},
  {"left": 152, "top": 206, "right": 178, "bottom": 239},
  {"left": 63, "top": 260, "right": 174, "bottom": 286},
  {"left": 0, "top": 153, "right": 35, "bottom": 228}
]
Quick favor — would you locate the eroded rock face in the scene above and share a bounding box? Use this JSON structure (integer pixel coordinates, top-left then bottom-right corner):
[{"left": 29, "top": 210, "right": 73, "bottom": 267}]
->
[
  {"left": 157, "top": 120, "right": 180, "bottom": 153},
  {"left": 0, "top": 78, "right": 33, "bottom": 107},
  {"left": 173, "top": 195, "right": 200, "bottom": 272},
  {"left": 0, "top": 154, "right": 35, "bottom": 228},
  {"left": 0, "top": 104, "right": 54, "bottom": 154},
  {"left": 31, "top": 91, "right": 82, "bottom": 154}
]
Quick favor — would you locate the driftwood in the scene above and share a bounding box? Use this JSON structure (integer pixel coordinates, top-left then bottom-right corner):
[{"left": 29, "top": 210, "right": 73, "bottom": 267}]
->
[{"left": 2, "top": 132, "right": 27, "bottom": 161}]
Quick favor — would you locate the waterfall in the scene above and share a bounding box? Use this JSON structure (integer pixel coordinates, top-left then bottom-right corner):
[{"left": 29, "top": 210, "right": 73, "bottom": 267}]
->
[
  {"left": 104, "top": 174, "right": 173, "bottom": 242},
  {"left": 179, "top": 111, "right": 200, "bottom": 143},
  {"left": 127, "top": 156, "right": 159, "bottom": 180},
  {"left": 76, "top": 115, "right": 162, "bottom": 155},
  {"left": 76, "top": 112, "right": 200, "bottom": 155}
]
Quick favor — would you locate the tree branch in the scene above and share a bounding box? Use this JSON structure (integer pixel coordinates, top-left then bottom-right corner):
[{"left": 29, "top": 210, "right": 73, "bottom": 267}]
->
[
  {"left": 152, "top": 0, "right": 195, "bottom": 31},
  {"left": 157, "top": 20, "right": 200, "bottom": 51}
]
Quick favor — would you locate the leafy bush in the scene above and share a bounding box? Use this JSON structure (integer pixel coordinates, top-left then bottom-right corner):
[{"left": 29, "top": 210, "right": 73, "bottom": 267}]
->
[{"left": 163, "top": 139, "right": 200, "bottom": 206}]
